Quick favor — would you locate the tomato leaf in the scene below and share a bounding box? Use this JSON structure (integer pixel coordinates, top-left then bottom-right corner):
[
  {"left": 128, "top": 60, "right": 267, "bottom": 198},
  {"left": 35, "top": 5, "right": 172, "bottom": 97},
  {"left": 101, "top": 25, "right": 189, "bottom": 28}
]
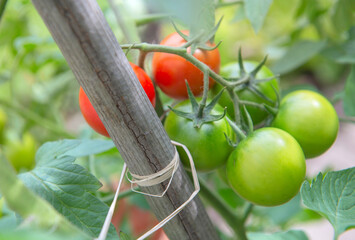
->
[
  {"left": 271, "top": 40, "right": 326, "bottom": 74},
  {"left": 322, "top": 35, "right": 355, "bottom": 64},
  {"left": 331, "top": 0, "right": 355, "bottom": 34},
  {"left": 301, "top": 168, "right": 355, "bottom": 238},
  {"left": 344, "top": 66, "right": 355, "bottom": 116},
  {"left": 244, "top": 0, "right": 273, "bottom": 33},
  {"left": 247, "top": 230, "right": 308, "bottom": 240},
  {"left": 0, "top": 152, "right": 85, "bottom": 235},
  {"left": 18, "top": 140, "right": 118, "bottom": 240},
  {"left": 146, "top": 0, "right": 215, "bottom": 42}
]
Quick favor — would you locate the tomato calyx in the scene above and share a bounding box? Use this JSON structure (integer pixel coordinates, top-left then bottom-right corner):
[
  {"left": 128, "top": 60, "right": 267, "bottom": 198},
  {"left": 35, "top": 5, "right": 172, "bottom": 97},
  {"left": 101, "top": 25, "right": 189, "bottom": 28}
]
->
[
  {"left": 169, "top": 81, "right": 227, "bottom": 128},
  {"left": 229, "top": 51, "right": 279, "bottom": 103},
  {"left": 172, "top": 17, "right": 223, "bottom": 54}
]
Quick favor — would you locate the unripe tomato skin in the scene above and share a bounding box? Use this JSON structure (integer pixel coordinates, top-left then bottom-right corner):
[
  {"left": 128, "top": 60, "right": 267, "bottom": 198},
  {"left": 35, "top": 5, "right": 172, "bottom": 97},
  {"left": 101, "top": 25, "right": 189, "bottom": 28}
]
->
[
  {"left": 227, "top": 127, "right": 306, "bottom": 206},
  {"left": 0, "top": 108, "right": 7, "bottom": 144},
  {"left": 164, "top": 101, "right": 233, "bottom": 172},
  {"left": 152, "top": 31, "right": 220, "bottom": 99},
  {"left": 79, "top": 62, "right": 156, "bottom": 137},
  {"left": 271, "top": 90, "right": 339, "bottom": 158},
  {"left": 5, "top": 133, "right": 37, "bottom": 173},
  {"left": 214, "top": 61, "right": 279, "bottom": 124}
]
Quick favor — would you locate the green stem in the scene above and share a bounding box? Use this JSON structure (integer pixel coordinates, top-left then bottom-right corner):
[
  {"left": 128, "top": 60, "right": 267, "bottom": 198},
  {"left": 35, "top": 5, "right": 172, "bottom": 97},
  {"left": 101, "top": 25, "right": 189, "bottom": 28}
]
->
[
  {"left": 216, "top": 0, "right": 243, "bottom": 8},
  {"left": 197, "top": 69, "right": 210, "bottom": 118},
  {"left": 227, "top": 88, "right": 242, "bottom": 126},
  {"left": 120, "top": 43, "right": 233, "bottom": 87},
  {"left": 241, "top": 203, "right": 253, "bottom": 224},
  {"left": 0, "top": 0, "right": 8, "bottom": 24},
  {"left": 340, "top": 116, "right": 355, "bottom": 124},
  {"left": 138, "top": 50, "right": 148, "bottom": 69},
  {"left": 0, "top": 99, "right": 74, "bottom": 138},
  {"left": 199, "top": 178, "right": 248, "bottom": 240},
  {"left": 135, "top": 13, "right": 170, "bottom": 26}
]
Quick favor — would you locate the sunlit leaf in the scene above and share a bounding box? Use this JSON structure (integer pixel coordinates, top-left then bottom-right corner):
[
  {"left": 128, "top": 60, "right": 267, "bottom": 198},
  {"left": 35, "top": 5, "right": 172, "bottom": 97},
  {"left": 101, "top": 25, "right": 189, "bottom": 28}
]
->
[
  {"left": 301, "top": 168, "right": 355, "bottom": 238},
  {"left": 271, "top": 40, "right": 326, "bottom": 74},
  {"left": 146, "top": 0, "right": 215, "bottom": 41},
  {"left": 19, "top": 140, "right": 118, "bottom": 240},
  {"left": 244, "top": 0, "right": 273, "bottom": 33}
]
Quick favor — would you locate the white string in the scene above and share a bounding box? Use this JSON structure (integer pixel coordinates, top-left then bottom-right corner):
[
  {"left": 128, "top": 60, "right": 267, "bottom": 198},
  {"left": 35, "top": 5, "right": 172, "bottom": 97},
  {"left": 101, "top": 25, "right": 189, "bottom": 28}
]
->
[
  {"left": 126, "top": 148, "right": 179, "bottom": 197},
  {"left": 95, "top": 164, "right": 127, "bottom": 240},
  {"left": 96, "top": 140, "right": 200, "bottom": 240}
]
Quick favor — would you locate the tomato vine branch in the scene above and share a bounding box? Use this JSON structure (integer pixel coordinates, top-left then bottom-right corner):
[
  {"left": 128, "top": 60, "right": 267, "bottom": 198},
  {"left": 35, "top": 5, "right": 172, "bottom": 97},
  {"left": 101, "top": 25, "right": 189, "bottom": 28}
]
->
[
  {"left": 121, "top": 43, "right": 234, "bottom": 88},
  {"left": 199, "top": 178, "right": 248, "bottom": 240}
]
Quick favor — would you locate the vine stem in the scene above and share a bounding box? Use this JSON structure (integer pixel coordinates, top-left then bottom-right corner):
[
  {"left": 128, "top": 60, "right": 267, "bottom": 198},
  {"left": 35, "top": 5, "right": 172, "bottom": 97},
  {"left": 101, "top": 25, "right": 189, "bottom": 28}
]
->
[
  {"left": 121, "top": 43, "right": 235, "bottom": 88},
  {"left": 197, "top": 69, "right": 210, "bottom": 117},
  {"left": 199, "top": 178, "right": 248, "bottom": 240},
  {"left": 0, "top": 98, "right": 74, "bottom": 138},
  {"left": 227, "top": 88, "right": 242, "bottom": 126}
]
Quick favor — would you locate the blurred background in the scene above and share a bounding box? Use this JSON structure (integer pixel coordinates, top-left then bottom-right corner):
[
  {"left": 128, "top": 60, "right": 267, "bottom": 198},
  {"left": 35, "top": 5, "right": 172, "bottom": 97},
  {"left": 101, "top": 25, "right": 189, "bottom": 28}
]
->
[{"left": 0, "top": 0, "right": 353, "bottom": 239}]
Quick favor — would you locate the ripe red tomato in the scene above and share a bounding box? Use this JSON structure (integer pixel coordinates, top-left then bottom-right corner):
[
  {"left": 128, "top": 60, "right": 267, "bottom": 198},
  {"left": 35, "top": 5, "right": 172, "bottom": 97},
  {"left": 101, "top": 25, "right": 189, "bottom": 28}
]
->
[
  {"left": 79, "top": 62, "right": 156, "bottom": 137},
  {"left": 152, "top": 31, "right": 220, "bottom": 99}
]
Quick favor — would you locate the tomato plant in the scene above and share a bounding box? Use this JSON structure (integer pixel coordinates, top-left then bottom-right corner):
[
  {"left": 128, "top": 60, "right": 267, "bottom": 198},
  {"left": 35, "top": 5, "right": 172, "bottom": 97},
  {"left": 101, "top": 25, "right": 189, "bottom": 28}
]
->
[
  {"left": 272, "top": 90, "right": 339, "bottom": 158},
  {"left": 152, "top": 31, "right": 220, "bottom": 99},
  {"left": 0, "top": 108, "right": 7, "bottom": 144},
  {"left": 213, "top": 61, "right": 279, "bottom": 124},
  {"left": 79, "top": 62, "right": 156, "bottom": 137},
  {"left": 164, "top": 101, "right": 233, "bottom": 172},
  {"left": 226, "top": 127, "right": 306, "bottom": 206},
  {"left": 5, "top": 133, "right": 37, "bottom": 173}
]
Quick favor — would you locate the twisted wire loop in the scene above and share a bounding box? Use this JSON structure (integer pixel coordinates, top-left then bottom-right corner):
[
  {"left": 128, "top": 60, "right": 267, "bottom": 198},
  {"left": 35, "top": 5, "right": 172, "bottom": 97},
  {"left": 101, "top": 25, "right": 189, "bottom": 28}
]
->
[{"left": 96, "top": 140, "right": 200, "bottom": 240}]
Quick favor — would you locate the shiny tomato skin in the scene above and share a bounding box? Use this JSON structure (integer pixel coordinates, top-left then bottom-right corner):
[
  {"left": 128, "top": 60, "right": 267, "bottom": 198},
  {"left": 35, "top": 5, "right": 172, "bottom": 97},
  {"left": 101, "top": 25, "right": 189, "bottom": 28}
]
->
[
  {"left": 213, "top": 61, "right": 279, "bottom": 124},
  {"left": 271, "top": 90, "right": 339, "bottom": 158},
  {"left": 226, "top": 127, "right": 306, "bottom": 206},
  {"left": 79, "top": 62, "right": 156, "bottom": 137},
  {"left": 164, "top": 101, "right": 234, "bottom": 172},
  {"left": 152, "top": 31, "right": 220, "bottom": 99}
]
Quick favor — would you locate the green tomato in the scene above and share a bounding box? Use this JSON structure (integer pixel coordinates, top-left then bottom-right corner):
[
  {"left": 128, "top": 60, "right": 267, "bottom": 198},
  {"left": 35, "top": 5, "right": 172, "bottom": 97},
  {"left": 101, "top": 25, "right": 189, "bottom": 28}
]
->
[
  {"left": 5, "top": 133, "right": 37, "bottom": 172},
  {"left": 213, "top": 61, "right": 279, "bottom": 124},
  {"left": 0, "top": 108, "right": 7, "bottom": 144},
  {"left": 227, "top": 127, "right": 305, "bottom": 206},
  {"left": 272, "top": 90, "right": 339, "bottom": 159},
  {"left": 0, "top": 198, "right": 3, "bottom": 218},
  {"left": 164, "top": 101, "right": 234, "bottom": 172}
]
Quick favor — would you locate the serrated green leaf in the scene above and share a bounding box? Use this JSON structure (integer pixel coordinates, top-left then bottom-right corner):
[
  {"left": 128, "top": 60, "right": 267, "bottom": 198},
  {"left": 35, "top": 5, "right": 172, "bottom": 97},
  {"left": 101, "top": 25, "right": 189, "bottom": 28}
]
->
[
  {"left": 344, "top": 66, "right": 355, "bottom": 116},
  {"left": 248, "top": 230, "right": 308, "bottom": 240},
  {"left": 146, "top": 0, "right": 215, "bottom": 41},
  {"left": 0, "top": 154, "right": 84, "bottom": 235},
  {"left": 271, "top": 40, "right": 327, "bottom": 74},
  {"left": 244, "top": 0, "right": 273, "bottom": 33},
  {"left": 322, "top": 39, "right": 355, "bottom": 64},
  {"left": 19, "top": 140, "right": 118, "bottom": 240},
  {"left": 301, "top": 168, "right": 355, "bottom": 238}
]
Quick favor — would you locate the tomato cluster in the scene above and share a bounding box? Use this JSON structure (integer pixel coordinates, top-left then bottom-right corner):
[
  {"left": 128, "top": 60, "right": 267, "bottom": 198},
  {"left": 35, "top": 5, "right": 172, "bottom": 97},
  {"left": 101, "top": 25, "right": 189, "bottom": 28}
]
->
[
  {"left": 79, "top": 62, "right": 156, "bottom": 137},
  {"left": 79, "top": 31, "right": 339, "bottom": 207}
]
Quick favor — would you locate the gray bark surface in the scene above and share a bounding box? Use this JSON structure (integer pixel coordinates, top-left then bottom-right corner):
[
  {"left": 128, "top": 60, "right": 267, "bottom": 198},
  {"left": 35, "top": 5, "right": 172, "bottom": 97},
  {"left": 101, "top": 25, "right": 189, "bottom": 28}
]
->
[{"left": 31, "top": 1, "right": 220, "bottom": 239}]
